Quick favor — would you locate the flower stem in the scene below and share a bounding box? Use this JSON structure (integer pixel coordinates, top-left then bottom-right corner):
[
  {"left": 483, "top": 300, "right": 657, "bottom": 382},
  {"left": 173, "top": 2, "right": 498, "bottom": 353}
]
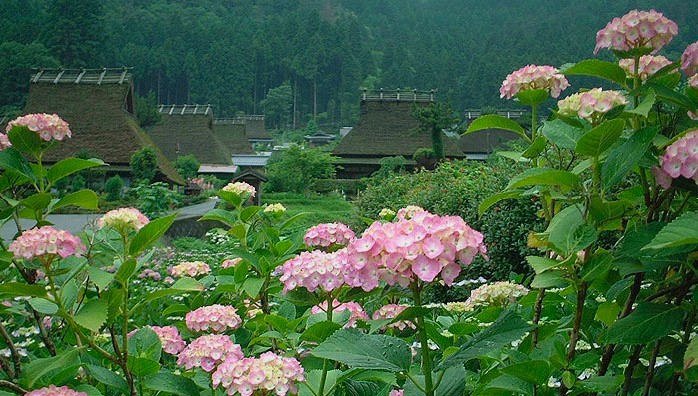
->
[
  {"left": 411, "top": 283, "right": 434, "bottom": 396},
  {"left": 317, "top": 294, "right": 334, "bottom": 396}
]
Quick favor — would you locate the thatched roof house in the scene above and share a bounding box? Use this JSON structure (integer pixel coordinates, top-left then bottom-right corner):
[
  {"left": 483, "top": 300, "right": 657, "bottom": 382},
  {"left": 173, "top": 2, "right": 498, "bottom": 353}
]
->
[
  {"left": 212, "top": 119, "right": 255, "bottom": 155},
  {"left": 332, "top": 90, "right": 465, "bottom": 178},
  {"left": 457, "top": 128, "right": 521, "bottom": 160},
  {"left": 237, "top": 115, "right": 272, "bottom": 145},
  {"left": 23, "top": 68, "right": 182, "bottom": 184},
  {"left": 149, "top": 105, "right": 233, "bottom": 166}
]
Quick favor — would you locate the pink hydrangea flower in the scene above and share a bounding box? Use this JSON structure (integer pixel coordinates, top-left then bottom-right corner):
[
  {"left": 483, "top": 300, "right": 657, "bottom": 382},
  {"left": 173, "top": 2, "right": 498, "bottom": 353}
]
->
[
  {"left": 689, "top": 74, "right": 698, "bottom": 89},
  {"left": 185, "top": 304, "right": 242, "bottom": 333},
  {"left": 25, "top": 385, "right": 87, "bottom": 396},
  {"left": 681, "top": 41, "right": 698, "bottom": 77},
  {"left": 557, "top": 88, "right": 628, "bottom": 123},
  {"left": 177, "top": 334, "right": 243, "bottom": 372},
  {"left": 6, "top": 113, "right": 72, "bottom": 142},
  {"left": 9, "top": 226, "right": 85, "bottom": 261},
  {"left": 221, "top": 257, "right": 243, "bottom": 269},
  {"left": 619, "top": 55, "right": 673, "bottom": 81},
  {"left": 651, "top": 166, "right": 673, "bottom": 189},
  {"left": 0, "top": 133, "right": 10, "bottom": 150},
  {"left": 311, "top": 299, "right": 369, "bottom": 328},
  {"left": 137, "top": 268, "right": 161, "bottom": 281},
  {"left": 372, "top": 304, "right": 415, "bottom": 331},
  {"left": 221, "top": 181, "right": 256, "bottom": 197},
  {"left": 277, "top": 249, "right": 350, "bottom": 293},
  {"left": 499, "top": 64, "right": 570, "bottom": 99},
  {"left": 659, "top": 130, "right": 698, "bottom": 185},
  {"left": 345, "top": 208, "right": 487, "bottom": 290},
  {"left": 594, "top": 9, "right": 678, "bottom": 54},
  {"left": 97, "top": 208, "right": 149, "bottom": 233},
  {"left": 168, "top": 261, "right": 211, "bottom": 278},
  {"left": 465, "top": 281, "right": 530, "bottom": 309},
  {"left": 129, "top": 326, "right": 186, "bottom": 355},
  {"left": 389, "top": 390, "right": 404, "bottom": 396},
  {"left": 212, "top": 351, "right": 305, "bottom": 396},
  {"left": 304, "top": 222, "right": 356, "bottom": 248}
]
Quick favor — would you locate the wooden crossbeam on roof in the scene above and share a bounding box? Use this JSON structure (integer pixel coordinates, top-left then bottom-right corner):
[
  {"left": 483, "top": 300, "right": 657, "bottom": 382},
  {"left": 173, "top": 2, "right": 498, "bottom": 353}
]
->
[
  {"left": 361, "top": 89, "right": 436, "bottom": 102},
  {"left": 75, "top": 69, "right": 86, "bottom": 84},
  {"left": 53, "top": 70, "right": 65, "bottom": 84},
  {"left": 30, "top": 68, "right": 133, "bottom": 85}
]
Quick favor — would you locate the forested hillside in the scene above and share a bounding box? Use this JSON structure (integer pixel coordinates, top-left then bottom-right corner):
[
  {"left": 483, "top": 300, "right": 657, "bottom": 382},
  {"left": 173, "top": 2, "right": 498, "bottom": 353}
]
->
[{"left": 1, "top": 0, "right": 696, "bottom": 127}]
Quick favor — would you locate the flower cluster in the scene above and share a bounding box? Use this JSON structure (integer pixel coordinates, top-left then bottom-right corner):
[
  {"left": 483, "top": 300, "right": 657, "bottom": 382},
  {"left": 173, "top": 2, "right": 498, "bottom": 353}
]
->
[
  {"left": 311, "top": 300, "right": 369, "bottom": 328},
  {"left": 465, "top": 281, "right": 530, "bottom": 309},
  {"left": 499, "top": 64, "right": 570, "bottom": 99},
  {"left": 9, "top": 226, "right": 85, "bottom": 260},
  {"left": 168, "top": 261, "right": 211, "bottom": 278},
  {"left": 378, "top": 208, "right": 396, "bottom": 220},
  {"left": 6, "top": 113, "right": 72, "bottom": 142},
  {"left": 345, "top": 207, "right": 487, "bottom": 290},
  {"left": 372, "top": 304, "right": 415, "bottom": 331},
  {"left": 0, "top": 134, "right": 10, "bottom": 150},
  {"left": 221, "top": 181, "right": 256, "bottom": 197},
  {"left": 25, "top": 385, "right": 87, "bottom": 396},
  {"left": 444, "top": 301, "right": 472, "bottom": 314},
  {"left": 138, "top": 268, "right": 161, "bottom": 281},
  {"left": 304, "top": 222, "right": 356, "bottom": 248},
  {"left": 221, "top": 257, "right": 243, "bottom": 269},
  {"left": 98, "top": 208, "right": 149, "bottom": 233},
  {"left": 263, "top": 203, "right": 286, "bottom": 215},
  {"left": 186, "top": 304, "right": 242, "bottom": 333},
  {"left": 190, "top": 177, "right": 215, "bottom": 191},
  {"left": 557, "top": 88, "right": 628, "bottom": 123},
  {"left": 619, "top": 55, "right": 673, "bottom": 81},
  {"left": 130, "top": 326, "right": 186, "bottom": 355},
  {"left": 212, "top": 351, "right": 305, "bottom": 396},
  {"left": 681, "top": 41, "right": 698, "bottom": 76},
  {"left": 177, "top": 334, "right": 243, "bottom": 372},
  {"left": 594, "top": 9, "right": 678, "bottom": 54},
  {"left": 389, "top": 390, "right": 404, "bottom": 396},
  {"left": 655, "top": 130, "right": 698, "bottom": 188},
  {"left": 277, "top": 249, "right": 349, "bottom": 293}
]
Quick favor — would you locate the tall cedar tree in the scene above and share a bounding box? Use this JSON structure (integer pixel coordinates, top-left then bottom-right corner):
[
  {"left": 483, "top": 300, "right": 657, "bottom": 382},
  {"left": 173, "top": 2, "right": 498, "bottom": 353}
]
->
[
  {"left": 412, "top": 102, "right": 460, "bottom": 159},
  {"left": 42, "top": 0, "right": 106, "bottom": 68}
]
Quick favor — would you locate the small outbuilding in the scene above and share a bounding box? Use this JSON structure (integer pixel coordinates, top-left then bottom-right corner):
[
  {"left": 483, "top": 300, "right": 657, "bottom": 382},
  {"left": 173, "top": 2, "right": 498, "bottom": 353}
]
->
[{"left": 233, "top": 169, "right": 268, "bottom": 206}]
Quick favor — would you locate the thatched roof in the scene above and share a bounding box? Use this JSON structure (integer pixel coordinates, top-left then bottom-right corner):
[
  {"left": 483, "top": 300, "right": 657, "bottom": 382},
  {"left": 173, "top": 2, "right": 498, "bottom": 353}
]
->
[
  {"left": 212, "top": 119, "right": 255, "bottom": 155},
  {"left": 23, "top": 69, "right": 183, "bottom": 184},
  {"left": 458, "top": 128, "right": 521, "bottom": 157},
  {"left": 148, "top": 107, "right": 232, "bottom": 165},
  {"left": 333, "top": 100, "right": 465, "bottom": 158},
  {"left": 224, "top": 115, "right": 272, "bottom": 142}
]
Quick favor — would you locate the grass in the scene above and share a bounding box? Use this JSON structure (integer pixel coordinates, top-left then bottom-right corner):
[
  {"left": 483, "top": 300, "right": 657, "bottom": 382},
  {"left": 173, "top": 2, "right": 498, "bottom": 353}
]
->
[{"left": 262, "top": 192, "right": 365, "bottom": 234}]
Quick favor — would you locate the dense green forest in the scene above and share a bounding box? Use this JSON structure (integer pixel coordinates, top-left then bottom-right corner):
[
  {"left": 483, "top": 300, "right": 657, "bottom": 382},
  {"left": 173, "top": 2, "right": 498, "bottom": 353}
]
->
[{"left": 1, "top": 0, "right": 696, "bottom": 128}]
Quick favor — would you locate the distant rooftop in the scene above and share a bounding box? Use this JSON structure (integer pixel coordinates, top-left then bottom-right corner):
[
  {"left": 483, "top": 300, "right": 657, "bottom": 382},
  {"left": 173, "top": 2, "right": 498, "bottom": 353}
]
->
[
  {"left": 361, "top": 89, "right": 436, "bottom": 102},
  {"left": 31, "top": 68, "right": 132, "bottom": 85},
  {"left": 159, "top": 104, "right": 212, "bottom": 115},
  {"left": 463, "top": 109, "right": 527, "bottom": 120}
]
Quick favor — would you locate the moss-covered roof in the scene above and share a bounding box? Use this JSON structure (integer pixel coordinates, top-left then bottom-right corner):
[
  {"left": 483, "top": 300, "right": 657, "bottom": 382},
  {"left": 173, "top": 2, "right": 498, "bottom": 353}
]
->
[
  {"left": 148, "top": 111, "right": 232, "bottom": 165},
  {"left": 457, "top": 128, "right": 521, "bottom": 154},
  {"left": 23, "top": 80, "right": 183, "bottom": 184},
  {"left": 332, "top": 100, "right": 465, "bottom": 158},
  {"left": 212, "top": 120, "right": 255, "bottom": 155}
]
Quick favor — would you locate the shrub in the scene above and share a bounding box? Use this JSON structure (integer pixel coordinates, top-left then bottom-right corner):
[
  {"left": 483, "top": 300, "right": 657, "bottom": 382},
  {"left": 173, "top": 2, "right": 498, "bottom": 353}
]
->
[
  {"left": 174, "top": 154, "right": 200, "bottom": 180},
  {"left": 132, "top": 181, "right": 182, "bottom": 218},
  {"left": 103, "top": 175, "right": 124, "bottom": 201},
  {"left": 265, "top": 145, "right": 336, "bottom": 193},
  {"left": 130, "top": 147, "right": 158, "bottom": 183}
]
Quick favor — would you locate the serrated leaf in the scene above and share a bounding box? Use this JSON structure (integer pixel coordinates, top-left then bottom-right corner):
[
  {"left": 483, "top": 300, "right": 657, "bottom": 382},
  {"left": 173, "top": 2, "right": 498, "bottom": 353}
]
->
[
  {"left": 142, "top": 371, "right": 200, "bottom": 396},
  {"left": 74, "top": 299, "right": 107, "bottom": 332},
  {"left": 198, "top": 208, "right": 238, "bottom": 227},
  {"left": 521, "top": 136, "right": 546, "bottom": 159},
  {"left": 604, "top": 302, "right": 684, "bottom": 345},
  {"left": 129, "top": 213, "right": 177, "bottom": 256},
  {"left": 47, "top": 158, "right": 105, "bottom": 186},
  {"left": 465, "top": 115, "right": 529, "bottom": 141},
  {"left": 643, "top": 211, "right": 698, "bottom": 250},
  {"left": 561, "top": 59, "right": 628, "bottom": 86},
  {"left": 542, "top": 119, "right": 584, "bottom": 150},
  {"left": 601, "top": 126, "right": 658, "bottom": 189},
  {"left": 89, "top": 267, "right": 114, "bottom": 290},
  {"left": 684, "top": 337, "right": 698, "bottom": 370},
  {"left": 501, "top": 360, "right": 552, "bottom": 384},
  {"left": 300, "top": 321, "right": 342, "bottom": 343},
  {"left": 28, "top": 297, "right": 58, "bottom": 314},
  {"left": 142, "top": 277, "right": 204, "bottom": 303},
  {"left": 531, "top": 270, "right": 569, "bottom": 288},
  {"left": 53, "top": 189, "right": 99, "bottom": 211},
  {"left": 0, "top": 147, "right": 35, "bottom": 181},
  {"left": 626, "top": 89, "right": 656, "bottom": 117},
  {"left": 576, "top": 119, "right": 625, "bottom": 157},
  {"left": 240, "top": 206, "right": 261, "bottom": 222},
  {"left": 85, "top": 364, "right": 129, "bottom": 393},
  {"left": 242, "top": 277, "right": 264, "bottom": 298},
  {"left": 312, "top": 329, "right": 411, "bottom": 372},
  {"left": 526, "top": 256, "right": 564, "bottom": 274},
  {"left": 22, "top": 348, "right": 80, "bottom": 388},
  {"left": 478, "top": 190, "right": 523, "bottom": 216},
  {"left": 507, "top": 168, "right": 580, "bottom": 190},
  {"left": 128, "top": 357, "right": 160, "bottom": 377},
  {"left": 515, "top": 88, "right": 549, "bottom": 107}
]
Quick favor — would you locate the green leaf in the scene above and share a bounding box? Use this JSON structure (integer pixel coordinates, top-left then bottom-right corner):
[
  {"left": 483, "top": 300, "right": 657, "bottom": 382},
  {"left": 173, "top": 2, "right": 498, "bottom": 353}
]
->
[
  {"left": 604, "top": 302, "right": 685, "bottom": 345},
  {"left": 541, "top": 119, "right": 584, "bottom": 150},
  {"left": 545, "top": 205, "right": 596, "bottom": 256},
  {"left": 484, "top": 374, "right": 534, "bottom": 395},
  {"left": 28, "top": 297, "right": 58, "bottom": 314},
  {"left": 501, "top": 360, "right": 552, "bottom": 384},
  {"left": 74, "top": 299, "right": 107, "bottom": 332},
  {"left": 577, "top": 375, "right": 623, "bottom": 392},
  {"left": 685, "top": 337, "right": 698, "bottom": 370},
  {"left": 142, "top": 371, "right": 201, "bottom": 396},
  {"left": 312, "top": 329, "right": 411, "bottom": 372},
  {"left": 115, "top": 259, "right": 138, "bottom": 285},
  {"left": 478, "top": 190, "right": 523, "bottom": 216},
  {"left": 439, "top": 309, "right": 532, "bottom": 368},
  {"left": 507, "top": 168, "right": 580, "bottom": 190},
  {"left": 531, "top": 270, "right": 569, "bottom": 288},
  {"left": 73, "top": 385, "right": 102, "bottom": 396},
  {"left": 465, "top": 115, "right": 529, "bottom": 141},
  {"left": 300, "top": 321, "right": 342, "bottom": 343},
  {"left": 602, "top": 126, "right": 658, "bottom": 189},
  {"left": 240, "top": 206, "right": 261, "bottom": 222},
  {"left": 561, "top": 59, "right": 628, "bottom": 86},
  {"left": 218, "top": 190, "right": 243, "bottom": 207},
  {"left": 515, "top": 88, "right": 549, "bottom": 107},
  {"left": 89, "top": 267, "right": 115, "bottom": 290},
  {"left": 22, "top": 348, "right": 80, "bottom": 388},
  {"left": 521, "top": 136, "right": 547, "bottom": 159},
  {"left": 128, "top": 327, "right": 162, "bottom": 361},
  {"left": 85, "top": 364, "right": 129, "bottom": 393},
  {"left": 595, "top": 302, "right": 622, "bottom": 327},
  {"left": 279, "top": 212, "right": 309, "bottom": 231},
  {"left": 643, "top": 211, "right": 698, "bottom": 250},
  {"left": 526, "top": 256, "right": 563, "bottom": 274},
  {"left": 128, "top": 357, "right": 161, "bottom": 377},
  {"left": 53, "top": 189, "right": 99, "bottom": 211},
  {"left": 645, "top": 82, "right": 696, "bottom": 110},
  {"left": 626, "top": 89, "right": 656, "bottom": 117},
  {"left": 142, "top": 277, "right": 204, "bottom": 303},
  {"left": 7, "top": 126, "right": 44, "bottom": 157},
  {"left": 129, "top": 213, "right": 177, "bottom": 256},
  {"left": 242, "top": 277, "right": 265, "bottom": 298},
  {"left": 575, "top": 119, "right": 625, "bottom": 157},
  {"left": 0, "top": 282, "right": 48, "bottom": 298},
  {"left": 199, "top": 208, "right": 238, "bottom": 227},
  {"left": 47, "top": 158, "right": 105, "bottom": 186},
  {"left": 0, "top": 147, "right": 35, "bottom": 181},
  {"left": 580, "top": 248, "right": 612, "bottom": 282}
]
